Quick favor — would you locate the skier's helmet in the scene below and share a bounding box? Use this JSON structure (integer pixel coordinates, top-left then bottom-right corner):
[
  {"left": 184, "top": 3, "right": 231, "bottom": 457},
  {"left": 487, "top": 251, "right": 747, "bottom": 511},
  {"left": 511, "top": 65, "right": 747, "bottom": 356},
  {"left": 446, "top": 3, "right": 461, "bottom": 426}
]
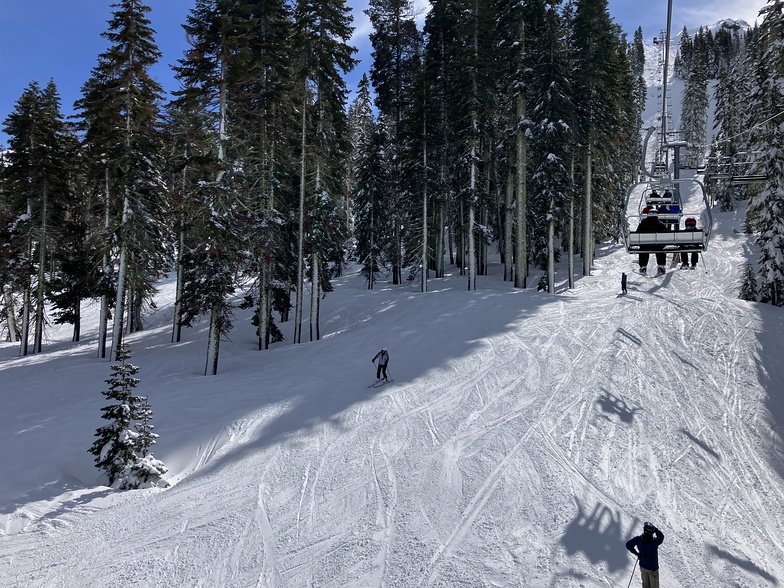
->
[
  {"left": 685, "top": 216, "right": 697, "bottom": 229},
  {"left": 643, "top": 522, "right": 655, "bottom": 536}
]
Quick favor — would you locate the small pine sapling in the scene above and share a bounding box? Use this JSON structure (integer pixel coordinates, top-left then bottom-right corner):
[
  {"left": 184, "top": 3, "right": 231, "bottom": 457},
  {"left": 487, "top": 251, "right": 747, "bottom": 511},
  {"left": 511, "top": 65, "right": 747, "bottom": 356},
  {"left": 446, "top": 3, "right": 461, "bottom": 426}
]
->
[
  {"left": 738, "top": 262, "right": 758, "bottom": 302},
  {"left": 127, "top": 397, "right": 169, "bottom": 488},
  {"left": 89, "top": 345, "right": 167, "bottom": 489}
]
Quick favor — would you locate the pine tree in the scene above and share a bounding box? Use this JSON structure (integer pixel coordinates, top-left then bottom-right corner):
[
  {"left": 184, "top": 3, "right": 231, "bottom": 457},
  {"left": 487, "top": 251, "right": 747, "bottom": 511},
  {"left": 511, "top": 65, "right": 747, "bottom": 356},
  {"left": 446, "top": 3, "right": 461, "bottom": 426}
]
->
[
  {"left": 739, "top": 262, "right": 758, "bottom": 301},
  {"left": 353, "top": 121, "right": 391, "bottom": 287},
  {"left": 172, "top": 0, "right": 253, "bottom": 372},
  {"left": 367, "top": 0, "right": 422, "bottom": 286},
  {"left": 75, "top": 0, "right": 170, "bottom": 360},
  {"left": 128, "top": 397, "right": 168, "bottom": 488},
  {"left": 630, "top": 27, "right": 647, "bottom": 180},
  {"left": 1, "top": 80, "right": 74, "bottom": 355},
  {"left": 680, "top": 46, "right": 709, "bottom": 154},
  {"left": 674, "top": 27, "right": 693, "bottom": 78},
  {"left": 712, "top": 68, "right": 744, "bottom": 210},
  {"left": 748, "top": 0, "right": 784, "bottom": 305},
  {"left": 570, "top": 0, "right": 634, "bottom": 275},
  {"left": 494, "top": 0, "right": 534, "bottom": 288},
  {"left": 291, "top": 0, "right": 357, "bottom": 342},
  {"left": 89, "top": 345, "right": 144, "bottom": 487},
  {"left": 528, "top": 0, "right": 574, "bottom": 292}
]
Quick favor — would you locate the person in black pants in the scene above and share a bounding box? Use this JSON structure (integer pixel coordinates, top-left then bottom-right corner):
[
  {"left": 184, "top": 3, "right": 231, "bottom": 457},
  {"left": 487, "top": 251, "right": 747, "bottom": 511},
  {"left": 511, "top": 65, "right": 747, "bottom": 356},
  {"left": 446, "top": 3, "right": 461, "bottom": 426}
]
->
[
  {"left": 636, "top": 210, "right": 668, "bottom": 275},
  {"left": 626, "top": 522, "right": 665, "bottom": 588},
  {"left": 372, "top": 348, "right": 389, "bottom": 382}
]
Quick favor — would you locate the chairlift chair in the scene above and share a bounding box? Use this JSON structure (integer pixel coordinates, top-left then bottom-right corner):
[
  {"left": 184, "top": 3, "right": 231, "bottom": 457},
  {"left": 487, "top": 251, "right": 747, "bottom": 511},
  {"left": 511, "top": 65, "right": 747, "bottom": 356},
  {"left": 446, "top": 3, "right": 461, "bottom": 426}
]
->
[{"left": 623, "top": 177, "right": 713, "bottom": 255}]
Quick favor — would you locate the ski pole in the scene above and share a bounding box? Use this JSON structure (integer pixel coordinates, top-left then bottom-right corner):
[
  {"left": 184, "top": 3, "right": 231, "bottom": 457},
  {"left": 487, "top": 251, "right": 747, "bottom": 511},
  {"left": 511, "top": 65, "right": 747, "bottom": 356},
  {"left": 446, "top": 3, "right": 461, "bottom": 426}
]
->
[{"left": 626, "top": 558, "right": 639, "bottom": 588}]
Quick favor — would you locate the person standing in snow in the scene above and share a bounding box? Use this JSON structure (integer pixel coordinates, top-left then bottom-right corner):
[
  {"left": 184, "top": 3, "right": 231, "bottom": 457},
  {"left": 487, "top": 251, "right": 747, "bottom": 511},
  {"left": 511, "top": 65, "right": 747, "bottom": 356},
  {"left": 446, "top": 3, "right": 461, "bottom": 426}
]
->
[
  {"left": 621, "top": 272, "right": 628, "bottom": 294},
  {"left": 372, "top": 348, "right": 389, "bottom": 382},
  {"left": 626, "top": 522, "right": 665, "bottom": 588}
]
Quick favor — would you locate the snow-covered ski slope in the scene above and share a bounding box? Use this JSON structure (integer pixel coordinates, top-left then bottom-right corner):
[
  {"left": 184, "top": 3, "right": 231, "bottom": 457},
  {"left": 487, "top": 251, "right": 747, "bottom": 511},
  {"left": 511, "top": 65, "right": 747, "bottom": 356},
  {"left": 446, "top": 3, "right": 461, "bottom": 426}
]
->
[{"left": 1, "top": 185, "right": 783, "bottom": 587}]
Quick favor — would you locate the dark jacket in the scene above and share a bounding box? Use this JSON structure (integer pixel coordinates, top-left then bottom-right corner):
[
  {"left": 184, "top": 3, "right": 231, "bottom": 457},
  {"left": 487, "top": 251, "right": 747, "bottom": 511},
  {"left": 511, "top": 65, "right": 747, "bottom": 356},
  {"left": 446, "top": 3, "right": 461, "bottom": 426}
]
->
[
  {"left": 636, "top": 216, "right": 667, "bottom": 234},
  {"left": 626, "top": 529, "right": 665, "bottom": 571},
  {"left": 372, "top": 350, "right": 389, "bottom": 366}
]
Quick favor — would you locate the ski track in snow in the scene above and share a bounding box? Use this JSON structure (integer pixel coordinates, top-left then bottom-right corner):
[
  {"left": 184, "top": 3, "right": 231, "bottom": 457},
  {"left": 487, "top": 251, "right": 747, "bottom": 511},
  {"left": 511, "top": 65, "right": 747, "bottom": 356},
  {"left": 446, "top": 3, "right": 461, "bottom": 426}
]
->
[{"left": 2, "top": 184, "right": 784, "bottom": 585}]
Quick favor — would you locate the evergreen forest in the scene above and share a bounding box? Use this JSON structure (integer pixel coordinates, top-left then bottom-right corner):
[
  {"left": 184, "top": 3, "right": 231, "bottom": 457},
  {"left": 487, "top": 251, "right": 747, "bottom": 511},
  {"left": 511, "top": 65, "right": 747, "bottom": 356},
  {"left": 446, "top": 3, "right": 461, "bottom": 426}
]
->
[{"left": 2, "top": 0, "right": 784, "bottom": 374}]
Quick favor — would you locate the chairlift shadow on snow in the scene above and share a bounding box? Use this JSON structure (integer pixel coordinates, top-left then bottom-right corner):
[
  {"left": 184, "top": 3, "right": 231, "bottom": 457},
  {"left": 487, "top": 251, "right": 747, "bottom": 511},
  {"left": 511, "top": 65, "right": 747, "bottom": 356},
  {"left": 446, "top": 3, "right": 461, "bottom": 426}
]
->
[
  {"left": 596, "top": 390, "right": 640, "bottom": 425},
  {"left": 560, "top": 499, "right": 629, "bottom": 573}
]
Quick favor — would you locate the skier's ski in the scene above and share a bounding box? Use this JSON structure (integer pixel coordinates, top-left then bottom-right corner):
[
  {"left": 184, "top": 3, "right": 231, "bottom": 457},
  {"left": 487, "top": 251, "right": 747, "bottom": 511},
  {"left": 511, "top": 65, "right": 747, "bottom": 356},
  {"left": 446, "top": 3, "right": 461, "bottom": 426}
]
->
[{"left": 368, "top": 379, "right": 394, "bottom": 388}]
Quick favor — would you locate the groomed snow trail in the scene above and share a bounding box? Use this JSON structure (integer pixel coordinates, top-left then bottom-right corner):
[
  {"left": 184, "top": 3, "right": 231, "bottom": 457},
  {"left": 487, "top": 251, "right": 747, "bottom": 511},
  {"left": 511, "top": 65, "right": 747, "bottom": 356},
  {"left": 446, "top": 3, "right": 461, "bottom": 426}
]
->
[{"left": 1, "top": 203, "right": 783, "bottom": 587}]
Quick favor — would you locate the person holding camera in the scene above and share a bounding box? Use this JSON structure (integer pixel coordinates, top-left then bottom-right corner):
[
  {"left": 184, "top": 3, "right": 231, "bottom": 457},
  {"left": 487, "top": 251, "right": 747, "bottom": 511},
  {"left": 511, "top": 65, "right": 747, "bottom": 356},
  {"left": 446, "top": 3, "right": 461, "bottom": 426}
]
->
[{"left": 626, "top": 521, "right": 665, "bottom": 587}]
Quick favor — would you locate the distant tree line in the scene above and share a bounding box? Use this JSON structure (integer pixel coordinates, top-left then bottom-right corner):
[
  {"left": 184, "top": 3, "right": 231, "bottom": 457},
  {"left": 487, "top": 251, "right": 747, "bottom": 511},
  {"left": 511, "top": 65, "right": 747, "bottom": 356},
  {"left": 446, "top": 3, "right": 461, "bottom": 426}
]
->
[
  {"left": 1, "top": 0, "right": 783, "bottom": 375},
  {"left": 675, "top": 8, "right": 784, "bottom": 305}
]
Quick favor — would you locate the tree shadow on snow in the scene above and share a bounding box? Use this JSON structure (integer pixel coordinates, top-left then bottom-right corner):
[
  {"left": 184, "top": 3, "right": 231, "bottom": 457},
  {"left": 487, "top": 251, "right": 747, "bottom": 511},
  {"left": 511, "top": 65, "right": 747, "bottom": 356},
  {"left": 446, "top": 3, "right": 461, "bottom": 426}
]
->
[
  {"left": 753, "top": 310, "right": 784, "bottom": 485},
  {"left": 680, "top": 428, "right": 721, "bottom": 461},
  {"left": 560, "top": 499, "right": 629, "bottom": 573}
]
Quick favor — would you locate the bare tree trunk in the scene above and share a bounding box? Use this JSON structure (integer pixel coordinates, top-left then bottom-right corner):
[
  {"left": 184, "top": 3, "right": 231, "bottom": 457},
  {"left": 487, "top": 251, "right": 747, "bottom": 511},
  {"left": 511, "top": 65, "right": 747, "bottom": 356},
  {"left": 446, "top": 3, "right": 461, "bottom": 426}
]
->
[
  {"left": 98, "top": 167, "right": 111, "bottom": 358},
  {"left": 504, "top": 170, "right": 513, "bottom": 281},
  {"left": 468, "top": 148, "right": 477, "bottom": 290},
  {"left": 205, "top": 303, "right": 220, "bottom": 376},
  {"left": 110, "top": 195, "right": 129, "bottom": 361},
  {"left": 421, "top": 114, "right": 428, "bottom": 293},
  {"left": 514, "top": 19, "right": 527, "bottom": 289},
  {"left": 259, "top": 260, "right": 270, "bottom": 350},
  {"left": 295, "top": 90, "right": 307, "bottom": 345},
  {"left": 172, "top": 156, "right": 187, "bottom": 344},
  {"left": 310, "top": 255, "right": 320, "bottom": 341},
  {"left": 3, "top": 287, "right": 19, "bottom": 342},
  {"left": 19, "top": 198, "right": 33, "bottom": 357},
  {"left": 33, "top": 180, "right": 48, "bottom": 353},
  {"left": 547, "top": 195, "right": 555, "bottom": 294},
  {"left": 568, "top": 155, "right": 575, "bottom": 289},
  {"left": 583, "top": 145, "right": 593, "bottom": 276}
]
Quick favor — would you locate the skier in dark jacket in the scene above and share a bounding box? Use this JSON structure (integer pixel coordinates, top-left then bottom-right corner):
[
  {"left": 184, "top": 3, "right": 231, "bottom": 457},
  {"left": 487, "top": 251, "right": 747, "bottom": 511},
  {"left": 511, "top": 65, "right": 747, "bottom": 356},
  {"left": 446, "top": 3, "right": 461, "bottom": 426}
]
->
[
  {"left": 372, "top": 348, "right": 389, "bottom": 382},
  {"left": 636, "top": 210, "right": 668, "bottom": 275},
  {"left": 626, "top": 522, "right": 665, "bottom": 588}
]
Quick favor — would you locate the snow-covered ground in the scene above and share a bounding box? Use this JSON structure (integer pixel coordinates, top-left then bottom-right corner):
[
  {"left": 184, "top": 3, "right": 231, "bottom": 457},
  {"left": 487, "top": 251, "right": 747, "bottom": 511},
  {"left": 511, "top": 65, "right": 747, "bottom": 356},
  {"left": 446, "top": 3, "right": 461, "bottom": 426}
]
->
[{"left": 1, "top": 173, "right": 783, "bottom": 586}]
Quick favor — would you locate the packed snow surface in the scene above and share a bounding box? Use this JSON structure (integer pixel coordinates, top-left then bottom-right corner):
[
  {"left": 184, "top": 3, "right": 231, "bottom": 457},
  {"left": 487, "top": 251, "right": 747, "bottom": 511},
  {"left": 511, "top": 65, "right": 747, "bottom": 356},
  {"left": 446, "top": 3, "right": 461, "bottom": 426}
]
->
[{"left": 1, "top": 177, "right": 783, "bottom": 587}]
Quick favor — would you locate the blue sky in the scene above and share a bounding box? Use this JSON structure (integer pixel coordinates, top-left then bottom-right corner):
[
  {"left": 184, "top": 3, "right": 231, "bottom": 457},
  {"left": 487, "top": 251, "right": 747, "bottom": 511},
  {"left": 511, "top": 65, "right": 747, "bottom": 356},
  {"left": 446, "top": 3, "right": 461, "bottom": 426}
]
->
[{"left": 0, "top": 0, "right": 766, "bottom": 147}]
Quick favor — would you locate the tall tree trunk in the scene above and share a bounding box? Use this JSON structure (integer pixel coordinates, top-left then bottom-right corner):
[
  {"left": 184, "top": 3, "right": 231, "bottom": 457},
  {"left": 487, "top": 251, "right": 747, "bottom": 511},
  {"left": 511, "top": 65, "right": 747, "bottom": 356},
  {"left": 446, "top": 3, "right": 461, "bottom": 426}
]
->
[
  {"left": 295, "top": 91, "right": 307, "bottom": 345},
  {"left": 173, "top": 156, "right": 187, "bottom": 344},
  {"left": 98, "top": 167, "right": 111, "bottom": 358},
  {"left": 20, "top": 199, "right": 33, "bottom": 357},
  {"left": 259, "top": 260, "right": 270, "bottom": 350},
  {"left": 468, "top": 145, "right": 477, "bottom": 290},
  {"left": 4, "top": 287, "right": 19, "bottom": 343},
  {"left": 71, "top": 303, "right": 80, "bottom": 342},
  {"left": 514, "top": 93, "right": 527, "bottom": 289},
  {"left": 436, "top": 204, "right": 445, "bottom": 278},
  {"left": 310, "top": 255, "right": 320, "bottom": 341},
  {"left": 34, "top": 180, "right": 48, "bottom": 353},
  {"left": 205, "top": 303, "right": 220, "bottom": 375},
  {"left": 110, "top": 194, "right": 130, "bottom": 361},
  {"left": 547, "top": 195, "right": 555, "bottom": 294},
  {"left": 568, "top": 155, "right": 575, "bottom": 289},
  {"left": 422, "top": 114, "right": 428, "bottom": 293},
  {"left": 514, "top": 19, "right": 528, "bottom": 289},
  {"left": 504, "top": 170, "right": 513, "bottom": 281},
  {"left": 583, "top": 145, "right": 593, "bottom": 276}
]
